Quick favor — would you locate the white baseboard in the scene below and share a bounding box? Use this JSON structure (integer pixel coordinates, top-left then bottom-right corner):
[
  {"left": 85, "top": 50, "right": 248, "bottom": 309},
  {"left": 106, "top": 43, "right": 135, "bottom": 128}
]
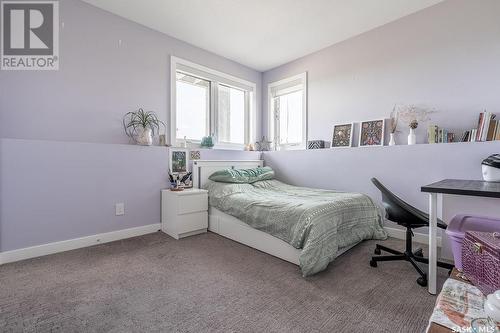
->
[
  {"left": 0, "top": 223, "right": 161, "bottom": 265},
  {"left": 384, "top": 226, "right": 442, "bottom": 247}
]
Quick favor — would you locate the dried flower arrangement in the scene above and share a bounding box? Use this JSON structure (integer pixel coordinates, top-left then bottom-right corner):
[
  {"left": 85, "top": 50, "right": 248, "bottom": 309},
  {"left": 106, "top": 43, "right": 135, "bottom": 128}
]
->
[
  {"left": 389, "top": 105, "right": 399, "bottom": 134},
  {"left": 396, "top": 104, "right": 435, "bottom": 127}
]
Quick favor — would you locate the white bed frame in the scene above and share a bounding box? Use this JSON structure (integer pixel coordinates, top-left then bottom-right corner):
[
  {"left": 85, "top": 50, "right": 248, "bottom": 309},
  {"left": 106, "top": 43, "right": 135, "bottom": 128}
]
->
[
  {"left": 192, "top": 160, "right": 357, "bottom": 267},
  {"left": 193, "top": 160, "right": 301, "bottom": 265}
]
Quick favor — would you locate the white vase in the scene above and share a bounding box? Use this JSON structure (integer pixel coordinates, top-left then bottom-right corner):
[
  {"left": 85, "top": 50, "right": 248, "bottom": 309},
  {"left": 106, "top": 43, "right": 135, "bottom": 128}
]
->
[
  {"left": 389, "top": 133, "right": 396, "bottom": 146},
  {"left": 408, "top": 128, "right": 416, "bottom": 145},
  {"left": 136, "top": 128, "right": 153, "bottom": 146}
]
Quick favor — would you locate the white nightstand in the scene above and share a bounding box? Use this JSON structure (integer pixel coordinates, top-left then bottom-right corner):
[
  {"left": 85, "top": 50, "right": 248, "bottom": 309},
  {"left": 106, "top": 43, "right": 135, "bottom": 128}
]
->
[{"left": 161, "top": 188, "right": 208, "bottom": 239}]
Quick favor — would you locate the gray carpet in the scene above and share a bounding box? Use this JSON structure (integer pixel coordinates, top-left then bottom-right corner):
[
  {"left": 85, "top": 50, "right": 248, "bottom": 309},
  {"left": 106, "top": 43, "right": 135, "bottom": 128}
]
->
[{"left": 0, "top": 232, "right": 448, "bottom": 333}]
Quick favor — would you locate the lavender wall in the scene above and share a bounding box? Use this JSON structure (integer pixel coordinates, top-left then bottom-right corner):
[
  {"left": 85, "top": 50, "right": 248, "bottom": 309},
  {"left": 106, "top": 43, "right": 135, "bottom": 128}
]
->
[
  {"left": 0, "top": 139, "right": 168, "bottom": 251},
  {"left": 263, "top": 141, "right": 500, "bottom": 232},
  {"left": 262, "top": 0, "right": 500, "bottom": 144},
  {"left": 0, "top": 140, "right": 260, "bottom": 252},
  {"left": 261, "top": 0, "right": 500, "bottom": 233},
  {"left": 0, "top": 0, "right": 262, "bottom": 144},
  {"left": 0, "top": 0, "right": 262, "bottom": 252}
]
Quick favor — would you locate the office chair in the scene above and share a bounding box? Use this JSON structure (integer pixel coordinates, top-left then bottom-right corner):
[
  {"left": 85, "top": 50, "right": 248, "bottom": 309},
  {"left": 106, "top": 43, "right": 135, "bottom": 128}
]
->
[{"left": 369, "top": 178, "right": 454, "bottom": 287}]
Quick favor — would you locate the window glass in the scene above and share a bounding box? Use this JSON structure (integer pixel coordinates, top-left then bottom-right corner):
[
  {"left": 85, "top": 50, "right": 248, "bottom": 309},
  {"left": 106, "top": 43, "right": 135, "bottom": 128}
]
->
[
  {"left": 176, "top": 73, "right": 210, "bottom": 141},
  {"left": 277, "top": 90, "right": 303, "bottom": 145},
  {"left": 218, "top": 85, "right": 245, "bottom": 145}
]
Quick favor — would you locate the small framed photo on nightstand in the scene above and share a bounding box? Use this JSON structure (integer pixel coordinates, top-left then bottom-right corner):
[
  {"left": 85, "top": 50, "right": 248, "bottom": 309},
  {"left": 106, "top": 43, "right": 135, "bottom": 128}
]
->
[{"left": 169, "top": 148, "right": 189, "bottom": 174}]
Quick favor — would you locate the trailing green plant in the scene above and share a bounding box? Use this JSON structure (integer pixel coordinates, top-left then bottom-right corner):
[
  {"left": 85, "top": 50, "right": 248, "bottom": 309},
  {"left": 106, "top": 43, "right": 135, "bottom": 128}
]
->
[{"left": 123, "top": 108, "right": 165, "bottom": 142}]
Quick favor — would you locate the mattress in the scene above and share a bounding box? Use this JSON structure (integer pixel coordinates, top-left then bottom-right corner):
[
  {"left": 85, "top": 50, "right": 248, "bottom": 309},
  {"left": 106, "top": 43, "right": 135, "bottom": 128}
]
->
[{"left": 204, "top": 179, "right": 387, "bottom": 276}]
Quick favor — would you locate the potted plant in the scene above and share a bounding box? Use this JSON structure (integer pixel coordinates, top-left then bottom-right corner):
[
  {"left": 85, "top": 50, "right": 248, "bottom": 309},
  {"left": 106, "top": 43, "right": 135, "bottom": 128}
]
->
[{"left": 123, "top": 108, "right": 165, "bottom": 146}]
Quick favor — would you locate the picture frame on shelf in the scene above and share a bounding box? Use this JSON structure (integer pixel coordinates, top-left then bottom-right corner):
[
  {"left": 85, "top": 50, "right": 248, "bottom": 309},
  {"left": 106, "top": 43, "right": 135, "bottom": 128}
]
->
[
  {"left": 359, "top": 119, "right": 385, "bottom": 147},
  {"left": 331, "top": 123, "right": 354, "bottom": 148},
  {"left": 169, "top": 148, "right": 189, "bottom": 174}
]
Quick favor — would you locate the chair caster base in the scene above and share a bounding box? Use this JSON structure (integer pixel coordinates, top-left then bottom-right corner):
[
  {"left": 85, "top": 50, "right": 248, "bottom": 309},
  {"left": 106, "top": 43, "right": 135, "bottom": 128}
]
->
[
  {"left": 417, "top": 276, "right": 428, "bottom": 287},
  {"left": 414, "top": 249, "right": 424, "bottom": 257},
  {"left": 374, "top": 248, "right": 381, "bottom": 255},
  {"left": 370, "top": 259, "right": 377, "bottom": 268}
]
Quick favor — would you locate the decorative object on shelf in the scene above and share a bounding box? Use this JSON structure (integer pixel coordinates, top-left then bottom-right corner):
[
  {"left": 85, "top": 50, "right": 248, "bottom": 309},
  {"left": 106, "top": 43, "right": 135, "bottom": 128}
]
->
[
  {"left": 181, "top": 136, "right": 189, "bottom": 148},
  {"left": 255, "top": 136, "right": 272, "bottom": 151},
  {"left": 388, "top": 105, "right": 398, "bottom": 146},
  {"left": 395, "top": 104, "right": 436, "bottom": 145},
  {"left": 169, "top": 148, "right": 189, "bottom": 174},
  {"left": 200, "top": 135, "right": 214, "bottom": 149},
  {"left": 123, "top": 108, "right": 165, "bottom": 146},
  {"left": 244, "top": 144, "right": 255, "bottom": 151},
  {"left": 359, "top": 119, "right": 385, "bottom": 147},
  {"left": 159, "top": 134, "right": 167, "bottom": 146},
  {"left": 308, "top": 140, "right": 326, "bottom": 149},
  {"left": 408, "top": 120, "right": 418, "bottom": 145},
  {"left": 482, "top": 154, "right": 500, "bottom": 182},
  {"left": 190, "top": 150, "right": 201, "bottom": 160},
  {"left": 331, "top": 123, "right": 353, "bottom": 148}
]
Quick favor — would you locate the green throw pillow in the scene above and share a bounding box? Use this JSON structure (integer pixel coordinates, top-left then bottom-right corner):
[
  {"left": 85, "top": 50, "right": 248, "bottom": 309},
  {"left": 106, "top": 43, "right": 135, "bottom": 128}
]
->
[{"left": 208, "top": 166, "right": 275, "bottom": 184}]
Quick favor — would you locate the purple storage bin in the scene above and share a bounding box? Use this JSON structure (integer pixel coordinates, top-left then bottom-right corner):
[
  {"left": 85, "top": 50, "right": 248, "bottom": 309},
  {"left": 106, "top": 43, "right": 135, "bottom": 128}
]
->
[{"left": 446, "top": 214, "right": 500, "bottom": 271}]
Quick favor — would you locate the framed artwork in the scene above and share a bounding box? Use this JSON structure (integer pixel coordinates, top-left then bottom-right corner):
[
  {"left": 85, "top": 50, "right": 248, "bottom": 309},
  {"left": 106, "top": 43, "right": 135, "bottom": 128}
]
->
[
  {"left": 359, "top": 119, "right": 385, "bottom": 147},
  {"left": 190, "top": 150, "right": 201, "bottom": 160},
  {"left": 169, "top": 148, "right": 189, "bottom": 174},
  {"left": 331, "top": 123, "right": 353, "bottom": 148}
]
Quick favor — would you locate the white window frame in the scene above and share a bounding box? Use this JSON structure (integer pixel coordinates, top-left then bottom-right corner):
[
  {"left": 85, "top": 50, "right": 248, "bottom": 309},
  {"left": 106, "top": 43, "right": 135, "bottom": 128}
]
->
[
  {"left": 268, "top": 72, "right": 307, "bottom": 150},
  {"left": 170, "top": 56, "right": 256, "bottom": 149}
]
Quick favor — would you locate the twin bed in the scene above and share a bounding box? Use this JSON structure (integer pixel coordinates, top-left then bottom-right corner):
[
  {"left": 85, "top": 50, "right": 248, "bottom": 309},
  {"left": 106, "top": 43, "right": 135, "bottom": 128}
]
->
[{"left": 192, "top": 160, "right": 387, "bottom": 276}]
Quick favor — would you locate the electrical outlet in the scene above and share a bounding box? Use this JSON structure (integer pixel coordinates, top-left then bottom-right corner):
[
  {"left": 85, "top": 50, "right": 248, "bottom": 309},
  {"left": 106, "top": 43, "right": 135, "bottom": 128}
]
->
[{"left": 115, "top": 203, "right": 125, "bottom": 216}]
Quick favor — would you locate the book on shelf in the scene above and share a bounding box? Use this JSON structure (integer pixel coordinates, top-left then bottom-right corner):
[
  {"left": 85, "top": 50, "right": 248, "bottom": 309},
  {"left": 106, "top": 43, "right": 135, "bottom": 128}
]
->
[
  {"left": 427, "top": 125, "right": 454, "bottom": 143},
  {"left": 475, "top": 111, "right": 496, "bottom": 142},
  {"left": 428, "top": 125, "right": 438, "bottom": 144},
  {"left": 430, "top": 111, "right": 500, "bottom": 144}
]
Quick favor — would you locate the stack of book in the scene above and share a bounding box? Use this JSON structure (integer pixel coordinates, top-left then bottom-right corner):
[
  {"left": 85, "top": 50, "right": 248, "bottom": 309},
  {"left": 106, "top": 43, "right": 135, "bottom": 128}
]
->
[
  {"left": 461, "top": 111, "right": 499, "bottom": 142},
  {"left": 428, "top": 125, "right": 455, "bottom": 144}
]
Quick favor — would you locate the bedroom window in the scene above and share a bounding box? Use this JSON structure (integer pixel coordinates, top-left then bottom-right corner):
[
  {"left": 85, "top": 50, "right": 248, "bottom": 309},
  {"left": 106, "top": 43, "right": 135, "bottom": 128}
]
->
[
  {"left": 268, "top": 73, "right": 307, "bottom": 150},
  {"left": 171, "top": 56, "right": 256, "bottom": 148},
  {"left": 176, "top": 73, "right": 210, "bottom": 141},
  {"left": 217, "top": 84, "right": 247, "bottom": 145}
]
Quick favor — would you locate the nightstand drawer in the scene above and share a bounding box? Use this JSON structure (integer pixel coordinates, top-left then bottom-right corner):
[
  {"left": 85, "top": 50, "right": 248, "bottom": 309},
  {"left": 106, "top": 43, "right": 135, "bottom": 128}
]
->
[
  {"left": 176, "top": 211, "right": 208, "bottom": 234},
  {"left": 178, "top": 193, "right": 208, "bottom": 215}
]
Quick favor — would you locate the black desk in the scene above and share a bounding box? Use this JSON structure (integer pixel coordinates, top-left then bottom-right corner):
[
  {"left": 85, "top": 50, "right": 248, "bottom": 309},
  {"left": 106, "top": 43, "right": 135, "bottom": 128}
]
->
[
  {"left": 421, "top": 179, "right": 500, "bottom": 294},
  {"left": 422, "top": 179, "right": 500, "bottom": 198}
]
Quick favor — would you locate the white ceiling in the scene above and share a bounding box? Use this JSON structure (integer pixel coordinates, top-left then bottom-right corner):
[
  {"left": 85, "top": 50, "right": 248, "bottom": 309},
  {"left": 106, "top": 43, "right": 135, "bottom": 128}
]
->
[{"left": 82, "top": 0, "right": 444, "bottom": 72}]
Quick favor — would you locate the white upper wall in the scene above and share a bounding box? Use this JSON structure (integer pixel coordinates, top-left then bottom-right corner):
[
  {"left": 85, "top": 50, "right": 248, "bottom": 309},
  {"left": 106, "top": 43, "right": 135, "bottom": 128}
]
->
[
  {"left": 262, "top": 0, "right": 500, "bottom": 145},
  {"left": 81, "top": 0, "right": 444, "bottom": 71}
]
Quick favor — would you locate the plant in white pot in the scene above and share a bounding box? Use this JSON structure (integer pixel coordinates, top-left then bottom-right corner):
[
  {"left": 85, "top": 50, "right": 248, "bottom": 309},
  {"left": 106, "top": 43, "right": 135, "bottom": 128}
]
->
[
  {"left": 396, "top": 104, "right": 435, "bottom": 145},
  {"left": 123, "top": 108, "right": 165, "bottom": 146}
]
